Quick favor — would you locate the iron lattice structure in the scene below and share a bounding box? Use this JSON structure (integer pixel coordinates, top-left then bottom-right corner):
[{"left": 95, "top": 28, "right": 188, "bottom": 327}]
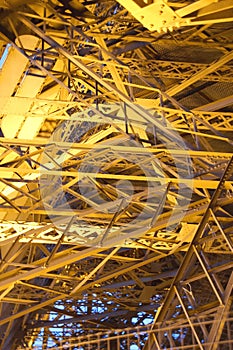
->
[{"left": 0, "top": 1, "right": 232, "bottom": 349}]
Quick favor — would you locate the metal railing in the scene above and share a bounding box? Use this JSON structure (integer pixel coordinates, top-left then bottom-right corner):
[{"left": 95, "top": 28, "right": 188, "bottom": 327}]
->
[{"left": 20, "top": 313, "right": 233, "bottom": 349}]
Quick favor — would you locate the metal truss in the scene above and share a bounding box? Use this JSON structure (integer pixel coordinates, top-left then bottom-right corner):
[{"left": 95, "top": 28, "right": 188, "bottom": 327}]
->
[
  {"left": 1, "top": 99, "right": 233, "bottom": 134},
  {"left": 117, "top": 0, "right": 233, "bottom": 32},
  {"left": 122, "top": 57, "right": 233, "bottom": 83},
  {"left": 0, "top": 1, "right": 232, "bottom": 349},
  {"left": 144, "top": 157, "right": 233, "bottom": 350}
]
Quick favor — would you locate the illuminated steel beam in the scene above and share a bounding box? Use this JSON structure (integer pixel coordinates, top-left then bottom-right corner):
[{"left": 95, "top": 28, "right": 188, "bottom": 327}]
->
[{"left": 0, "top": 1, "right": 232, "bottom": 349}]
